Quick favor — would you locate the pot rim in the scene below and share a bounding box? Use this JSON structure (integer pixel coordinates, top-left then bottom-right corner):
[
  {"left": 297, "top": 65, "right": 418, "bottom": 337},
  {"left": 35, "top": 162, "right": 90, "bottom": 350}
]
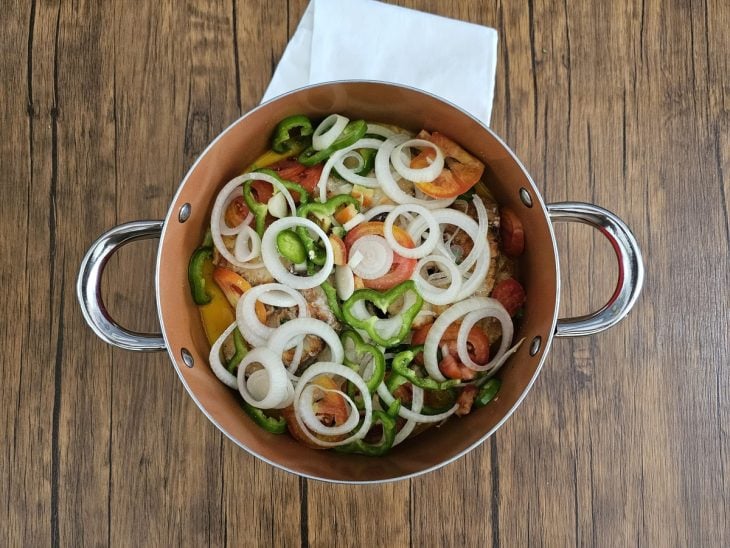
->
[{"left": 154, "top": 80, "right": 561, "bottom": 484}]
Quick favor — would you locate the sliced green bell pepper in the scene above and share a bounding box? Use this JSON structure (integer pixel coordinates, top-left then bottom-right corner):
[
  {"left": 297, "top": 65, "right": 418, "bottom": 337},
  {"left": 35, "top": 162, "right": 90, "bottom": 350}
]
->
[
  {"left": 335, "top": 401, "right": 399, "bottom": 456},
  {"left": 474, "top": 378, "right": 501, "bottom": 408},
  {"left": 272, "top": 114, "right": 313, "bottom": 153},
  {"left": 320, "top": 281, "right": 344, "bottom": 322},
  {"left": 391, "top": 348, "right": 461, "bottom": 390},
  {"left": 241, "top": 401, "right": 287, "bottom": 434},
  {"left": 276, "top": 229, "right": 307, "bottom": 264},
  {"left": 341, "top": 330, "right": 385, "bottom": 393},
  {"left": 296, "top": 195, "right": 360, "bottom": 266},
  {"left": 225, "top": 328, "right": 248, "bottom": 374},
  {"left": 298, "top": 119, "right": 368, "bottom": 166},
  {"left": 244, "top": 169, "right": 311, "bottom": 237},
  {"left": 341, "top": 280, "right": 423, "bottom": 347},
  {"left": 188, "top": 246, "right": 213, "bottom": 305}
]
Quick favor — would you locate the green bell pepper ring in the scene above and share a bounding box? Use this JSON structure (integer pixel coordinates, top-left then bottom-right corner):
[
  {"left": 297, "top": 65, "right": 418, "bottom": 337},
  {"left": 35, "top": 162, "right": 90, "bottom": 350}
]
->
[
  {"left": 335, "top": 402, "right": 399, "bottom": 456},
  {"left": 241, "top": 401, "right": 287, "bottom": 434},
  {"left": 225, "top": 328, "right": 248, "bottom": 374},
  {"left": 391, "top": 348, "right": 461, "bottom": 390},
  {"left": 296, "top": 195, "right": 360, "bottom": 266},
  {"left": 421, "top": 387, "right": 458, "bottom": 414},
  {"left": 341, "top": 330, "right": 385, "bottom": 393},
  {"left": 188, "top": 246, "right": 213, "bottom": 305},
  {"left": 272, "top": 114, "right": 313, "bottom": 153},
  {"left": 242, "top": 180, "right": 269, "bottom": 237},
  {"left": 276, "top": 229, "right": 307, "bottom": 264},
  {"left": 298, "top": 119, "right": 368, "bottom": 166},
  {"left": 320, "top": 281, "right": 344, "bottom": 322},
  {"left": 341, "top": 280, "right": 424, "bottom": 347},
  {"left": 474, "top": 378, "right": 501, "bottom": 408}
]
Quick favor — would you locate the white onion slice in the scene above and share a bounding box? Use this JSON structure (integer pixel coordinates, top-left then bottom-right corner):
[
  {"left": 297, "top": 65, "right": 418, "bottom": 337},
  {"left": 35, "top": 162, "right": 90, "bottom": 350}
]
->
[
  {"left": 342, "top": 213, "right": 365, "bottom": 231},
  {"left": 348, "top": 235, "right": 393, "bottom": 279},
  {"left": 374, "top": 135, "right": 455, "bottom": 209},
  {"left": 377, "top": 382, "right": 457, "bottom": 423},
  {"left": 362, "top": 204, "right": 396, "bottom": 221},
  {"left": 393, "top": 385, "right": 424, "bottom": 446},
  {"left": 413, "top": 254, "right": 463, "bottom": 305},
  {"left": 208, "top": 322, "right": 240, "bottom": 389},
  {"left": 408, "top": 208, "right": 480, "bottom": 273},
  {"left": 333, "top": 150, "right": 379, "bottom": 187},
  {"left": 390, "top": 139, "right": 444, "bottom": 183},
  {"left": 335, "top": 265, "right": 355, "bottom": 300},
  {"left": 457, "top": 302, "right": 514, "bottom": 371},
  {"left": 384, "top": 204, "right": 440, "bottom": 259},
  {"left": 234, "top": 225, "right": 261, "bottom": 263},
  {"left": 423, "top": 297, "right": 494, "bottom": 381},
  {"left": 261, "top": 217, "right": 334, "bottom": 289},
  {"left": 236, "top": 283, "right": 308, "bottom": 348},
  {"left": 293, "top": 362, "right": 373, "bottom": 447},
  {"left": 316, "top": 138, "right": 385, "bottom": 201},
  {"left": 312, "top": 114, "right": 349, "bottom": 151},
  {"left": 256, "top": 288, "right": 300, "bottom": 308},
  {"left": 266, "top": 318, "right": 345, "bottom": 377},
  {"left": 236, "top": 347, "right": 291, "bottom": 409},
  {"left": 366, "top": 123, "right": 396, "bottom": 139},
  {"left": 246, "top": 369, "right": 295, "bottom": 408},
  {"left": 298, "top": 386, "right": 360, "bottom": 436},
  {"left": 211, "top": 173, "right": 296, "bottom": 269}
]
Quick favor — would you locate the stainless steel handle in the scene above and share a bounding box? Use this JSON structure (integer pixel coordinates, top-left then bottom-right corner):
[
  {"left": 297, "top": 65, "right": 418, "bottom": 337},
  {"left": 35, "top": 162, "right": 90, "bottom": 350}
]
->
[
  {"left": 77, "top": 220, "right": 167, "bottom": 351},
  {"left": 547, "top": 202, "right": 644, "bottom": 337}
]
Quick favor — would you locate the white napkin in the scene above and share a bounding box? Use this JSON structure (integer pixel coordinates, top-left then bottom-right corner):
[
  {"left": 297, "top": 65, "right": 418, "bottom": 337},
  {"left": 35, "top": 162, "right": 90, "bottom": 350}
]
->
[{"left": 261, "top": 0, "right": 498, "bottom": 125}]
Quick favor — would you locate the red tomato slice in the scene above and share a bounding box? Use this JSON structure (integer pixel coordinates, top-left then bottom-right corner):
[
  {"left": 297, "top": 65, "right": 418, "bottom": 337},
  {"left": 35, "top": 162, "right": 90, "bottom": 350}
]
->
[
  {"left": 500, "top": 208, "right": 525, "bottom": 256},
  {"left": 411, "top": 322, "right": 490, "bottom": 375},
  {"left": 224, "top": 196, "right": 250, "bottom": 228},
  {"left": 268, "top": 158, "right": 324, "bottom": 196},
  {"left": 411, "top": 131, "right": 485, "bottom": 199},
  {"left": 344, "top": 222, "right": 416, "bottom": 290}
]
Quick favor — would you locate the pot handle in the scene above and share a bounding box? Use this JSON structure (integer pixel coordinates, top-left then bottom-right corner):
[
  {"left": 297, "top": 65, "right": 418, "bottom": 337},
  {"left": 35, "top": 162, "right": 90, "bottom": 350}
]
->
[
  {"left": 547, "top": 202, "right": 644, "bottom": 337},
  {"left": 77, "top": 220, "right": 167, "bottom": 351}
]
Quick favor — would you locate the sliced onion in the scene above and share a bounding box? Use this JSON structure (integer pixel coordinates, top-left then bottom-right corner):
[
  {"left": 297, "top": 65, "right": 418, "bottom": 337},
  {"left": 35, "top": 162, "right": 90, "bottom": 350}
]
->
[
  {"left": 348, "top": 235, "right": 393, "bottom": 279},
  {"left": 423, "top": 297, "right": 494, "bottom": 381},
  {"left": 208, "top": 322, "right": 240, "bottom": 389},
  {"left": 211, "top": 172, "right": 296, "bottom": 269},
  {"left": 293, "top": 362, "right": 373, "bottom": 447},
  {"left": 413, "top": 254, "right": 463, "bottom": 305},
  {"left": 234, "top": 225, "right": 261, "bottom": 263},
  {"left": 298, "top": 386, "right": 360, "bottom": 436},
  {"left": 366, "top": 123, "right": 397, "bottom": 139},
  {"left": 374, "top": 135, "right": 455, "bottom": 209},
  {"left": 482, "top": 338, "right": 525, "bottom": 379},
  {"left": 236, "top": 283, "right": 308, "bottom": 348},
  {"left": 333, "top": 149, "right": 379, "bottom": 187},
  {"left": 408, "top": 208, "right": 480, "bottom": 273},
  {"left": 362, "top": 204, "right": 396, "bottom": 221},
  {"left": 256, "top": 288, "right": 300, "bottom": 308},
  {"left": 457, "top": 301, "right": 514, "bottom": 371},
  {"left": 384, "top": 204, "right": 440, "bottom": 259},
  {"left": 316, "top": 138, "right": 385, "bottom": 201},
  {"left": 377, "top": 382, "right": 457, "bottom": 423},
  {"left": 267, "top": 191, "right": 288, "bottom": 219},
  {"left": 246, "top": 369, "right": 295, "bottom": 408},
  {"left": 335, "top": 265, "right": 355, "bottom": 300},
  {"left": 342, "top": 213, "right": 365, "bottom": 231},
  {"left": 393, "top": 385, "right": 424, "bottom": 446},
  {"left": 312, "top": 114, "right": 349, "bottom": 151},
  {"left": 236, "top": 347, "right": 291, "bottom": 409},
  {"left": 390, "top": 139, "right": 444, "bottom": 183},
  {"left": 261, "top": 217, "right": 334, "bottom": 289},
  {"left": 265, "top": 318, "right": 344, "bottom": 377}
]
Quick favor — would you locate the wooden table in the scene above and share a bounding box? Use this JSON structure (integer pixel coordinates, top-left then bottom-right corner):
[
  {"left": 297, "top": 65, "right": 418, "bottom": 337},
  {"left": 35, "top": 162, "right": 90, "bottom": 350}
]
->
[{"left": 2, "top": 0, "right": 728, "bottom": 545}]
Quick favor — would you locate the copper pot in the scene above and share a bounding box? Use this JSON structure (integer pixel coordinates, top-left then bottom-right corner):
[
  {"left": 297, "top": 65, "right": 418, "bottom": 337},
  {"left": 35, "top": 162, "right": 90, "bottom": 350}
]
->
[{"left": 77, "top": 82, "right": 643, "bottom": 483}]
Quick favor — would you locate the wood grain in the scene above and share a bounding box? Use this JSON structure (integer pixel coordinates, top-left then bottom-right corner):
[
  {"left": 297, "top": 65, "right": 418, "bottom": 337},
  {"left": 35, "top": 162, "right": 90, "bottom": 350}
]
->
[{"left": 1, "top": 0, "right": 728, "bottom": 546}]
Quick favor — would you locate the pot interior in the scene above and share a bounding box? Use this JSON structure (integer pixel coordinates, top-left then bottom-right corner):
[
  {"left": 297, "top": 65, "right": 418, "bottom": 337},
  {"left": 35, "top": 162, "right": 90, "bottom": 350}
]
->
[{"left": 157, "top": 82, "right": 559, "bottom": 482}]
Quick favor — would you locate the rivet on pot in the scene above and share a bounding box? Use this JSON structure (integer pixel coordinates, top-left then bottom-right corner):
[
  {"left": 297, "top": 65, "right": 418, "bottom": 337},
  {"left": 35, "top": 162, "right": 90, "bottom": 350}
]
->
[
  {"left": 519, "top": 188, "right": 533, "bottom": 208},
  {"left": 181, "top": 348, "right": 194, "bottom": 368},
  {"left": 529, "top": 336, "right": 542, "bottom": 356},
  {"left": 178, "top": 203, "right": 192, "bottom": 223}
]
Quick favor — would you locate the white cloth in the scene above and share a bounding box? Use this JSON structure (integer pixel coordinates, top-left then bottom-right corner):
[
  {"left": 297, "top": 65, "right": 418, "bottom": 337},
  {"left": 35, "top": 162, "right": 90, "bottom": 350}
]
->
[{"left": 262, "top": 0, "right": 498, "bottom": 125}]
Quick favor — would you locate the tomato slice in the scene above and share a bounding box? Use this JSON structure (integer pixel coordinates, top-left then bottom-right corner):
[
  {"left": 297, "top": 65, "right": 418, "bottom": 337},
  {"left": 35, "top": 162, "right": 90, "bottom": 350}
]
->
[
  {"left": 344, "top": 221, "right": 417, "bottom": 290},
  {"left": 268, "top": 158, "right": 324, "bottom": 195},
  {"left": 411, "top": 131, "right": 485, "bottom": 199},
  {"left": 500, "top": 208, "right": 525, "bottom": 256},
  {"left": 281, "top": 375, "right": 348, "bottom": 448},
  {"left": 224, "top": 196, "right": 250, "bottom": 228},
  {"left": 211, "top": 267, "right": 266, "bottom": 322},
  {"left": 411, "top": 321, "right": 490, "bottom": 380}
]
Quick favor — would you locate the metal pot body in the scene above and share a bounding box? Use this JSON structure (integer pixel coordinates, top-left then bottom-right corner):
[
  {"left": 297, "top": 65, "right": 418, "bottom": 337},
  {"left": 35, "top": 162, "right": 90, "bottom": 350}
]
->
[{"left": 78, "top": 82, "right": 643, "bottom": 483}]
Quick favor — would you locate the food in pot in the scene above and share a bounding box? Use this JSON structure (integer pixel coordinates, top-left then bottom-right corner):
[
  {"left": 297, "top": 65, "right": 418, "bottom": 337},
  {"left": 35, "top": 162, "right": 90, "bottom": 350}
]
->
[{"left": 187, "top": 114, "right": 526, "bottom": 455}]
